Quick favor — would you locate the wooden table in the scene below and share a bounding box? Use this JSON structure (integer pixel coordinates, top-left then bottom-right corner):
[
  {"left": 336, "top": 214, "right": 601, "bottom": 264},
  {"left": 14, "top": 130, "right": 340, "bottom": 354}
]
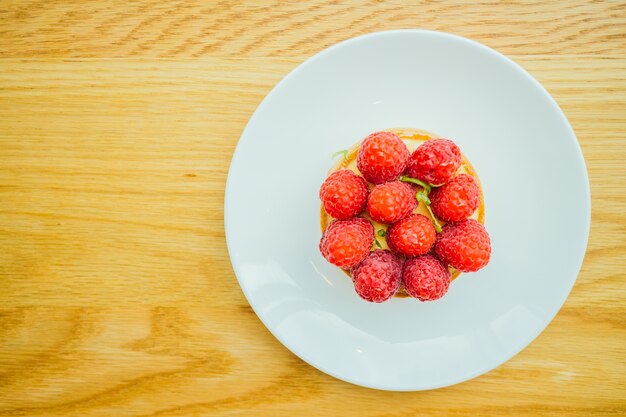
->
[{"left": 1, "top": 1, "right": 625, "bottom": 416}]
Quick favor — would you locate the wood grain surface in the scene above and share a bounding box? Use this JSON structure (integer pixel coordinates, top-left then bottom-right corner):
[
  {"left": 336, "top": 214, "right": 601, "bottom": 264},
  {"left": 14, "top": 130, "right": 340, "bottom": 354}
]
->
[{"left": 1, "top": 1, "right": 625, "bottom": 416}]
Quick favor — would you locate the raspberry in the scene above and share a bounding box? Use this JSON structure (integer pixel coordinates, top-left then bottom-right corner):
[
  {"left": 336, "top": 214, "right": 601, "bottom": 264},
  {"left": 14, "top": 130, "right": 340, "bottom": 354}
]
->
[
  {"left": 367, "top": 181, "right": 417, "bottom": 224},
  {"left": 405, "top": 139, "right": 462, "bottom": 185},
  {"left": 435, "top": 219, "right": 491, "bottom": 272},
  {"left": 387, "top": 214, "right": 436, "bottom": 256},
  {"left": 352, "top": 250, "right": 403, "bottom": 302},
  {"left": 430, "top": 174, "right": 480, "bottom": 222},
  {"left": 319, "top": 217, "right": 374, "bottom": 269},
  {"left": 320, "top": 170, "right": 369, "bottom": 220},
  {"left": 357, "top": 131, "right": 410, "bottom": 184},
  {"left": 403, "top": 255, "right": 451, "bottom": 301}
]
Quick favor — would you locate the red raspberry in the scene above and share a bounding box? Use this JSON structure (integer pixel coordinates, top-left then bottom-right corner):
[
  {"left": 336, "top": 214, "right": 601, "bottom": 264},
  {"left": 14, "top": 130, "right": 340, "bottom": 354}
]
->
[
  {"left": 352, "top": 250, "right": 402, "bottom": 303},
  {"left": 320, "top": 217, "right": 374, "bottom": 269},
  {"left": 320, "top": 170, "right": 368, "bottom": 220},
  {"left": 430, "top": 174, "right": 480, "bottom": 222},
  {"left": 387, "top": 214, "right": 436, "bottom": 256},
  {"left": 403, "top": 255, "right": 451, "bottom": 301},
  {"left": 367, "top": 181, "right": 417, "bottom": 224},
  {"left": 435, "top": 219, "right": 491, "bottom": 272},
  {"left": 357, "top": 131, "right": 410, "bottom": 184},
  {"left": 405, "top": 139, "right": 462, "bottom": 185}
]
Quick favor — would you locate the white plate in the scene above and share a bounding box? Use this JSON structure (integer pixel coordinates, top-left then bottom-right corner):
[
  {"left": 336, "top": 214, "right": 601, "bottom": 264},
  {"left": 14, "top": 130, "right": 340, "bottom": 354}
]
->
[{"left": 224, "top": 30, "right": 590, "bottom": 391}]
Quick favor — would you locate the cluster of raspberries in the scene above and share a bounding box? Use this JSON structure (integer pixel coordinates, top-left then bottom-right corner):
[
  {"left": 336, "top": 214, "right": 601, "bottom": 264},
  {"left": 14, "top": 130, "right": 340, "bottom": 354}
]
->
[{"left": 319, "top": 131, "right": 491, "bottom": 303}]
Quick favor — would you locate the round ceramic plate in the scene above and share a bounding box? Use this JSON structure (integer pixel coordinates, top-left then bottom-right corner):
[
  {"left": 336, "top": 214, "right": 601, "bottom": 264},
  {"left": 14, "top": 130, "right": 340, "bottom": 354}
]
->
[{"left": 224, "top": 30, "right": 590, "bottom": 391}]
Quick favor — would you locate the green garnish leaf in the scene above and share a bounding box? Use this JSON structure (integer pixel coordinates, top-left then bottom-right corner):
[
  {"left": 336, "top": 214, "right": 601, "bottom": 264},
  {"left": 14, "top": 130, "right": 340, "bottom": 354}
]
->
[
  {"left": 398, "top": 180, "right": 442, "bottom": 232},
  {"left": 332, "top": 149, "right": 349, "bottom": 160},
  {"left": 416, "top": 191, "right": 431, "bottom": 205},
  {"left": 399, "top": 176, "right": 432, "bottom": 194},
  {"left": 425, "top": 205, "right": 443, "bottom": 233},
  {"left": 377, "top": 229, "right": 387, "bottom": 237},
  {"left": 374, "top": 239, "right": 382, "bottom": 248}
]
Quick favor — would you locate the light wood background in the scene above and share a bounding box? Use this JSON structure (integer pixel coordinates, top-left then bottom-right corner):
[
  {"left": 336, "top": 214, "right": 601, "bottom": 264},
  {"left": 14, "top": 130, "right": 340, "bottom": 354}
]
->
[{"left": 1, "top": 1, "right": 625, "bottom": 416}]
